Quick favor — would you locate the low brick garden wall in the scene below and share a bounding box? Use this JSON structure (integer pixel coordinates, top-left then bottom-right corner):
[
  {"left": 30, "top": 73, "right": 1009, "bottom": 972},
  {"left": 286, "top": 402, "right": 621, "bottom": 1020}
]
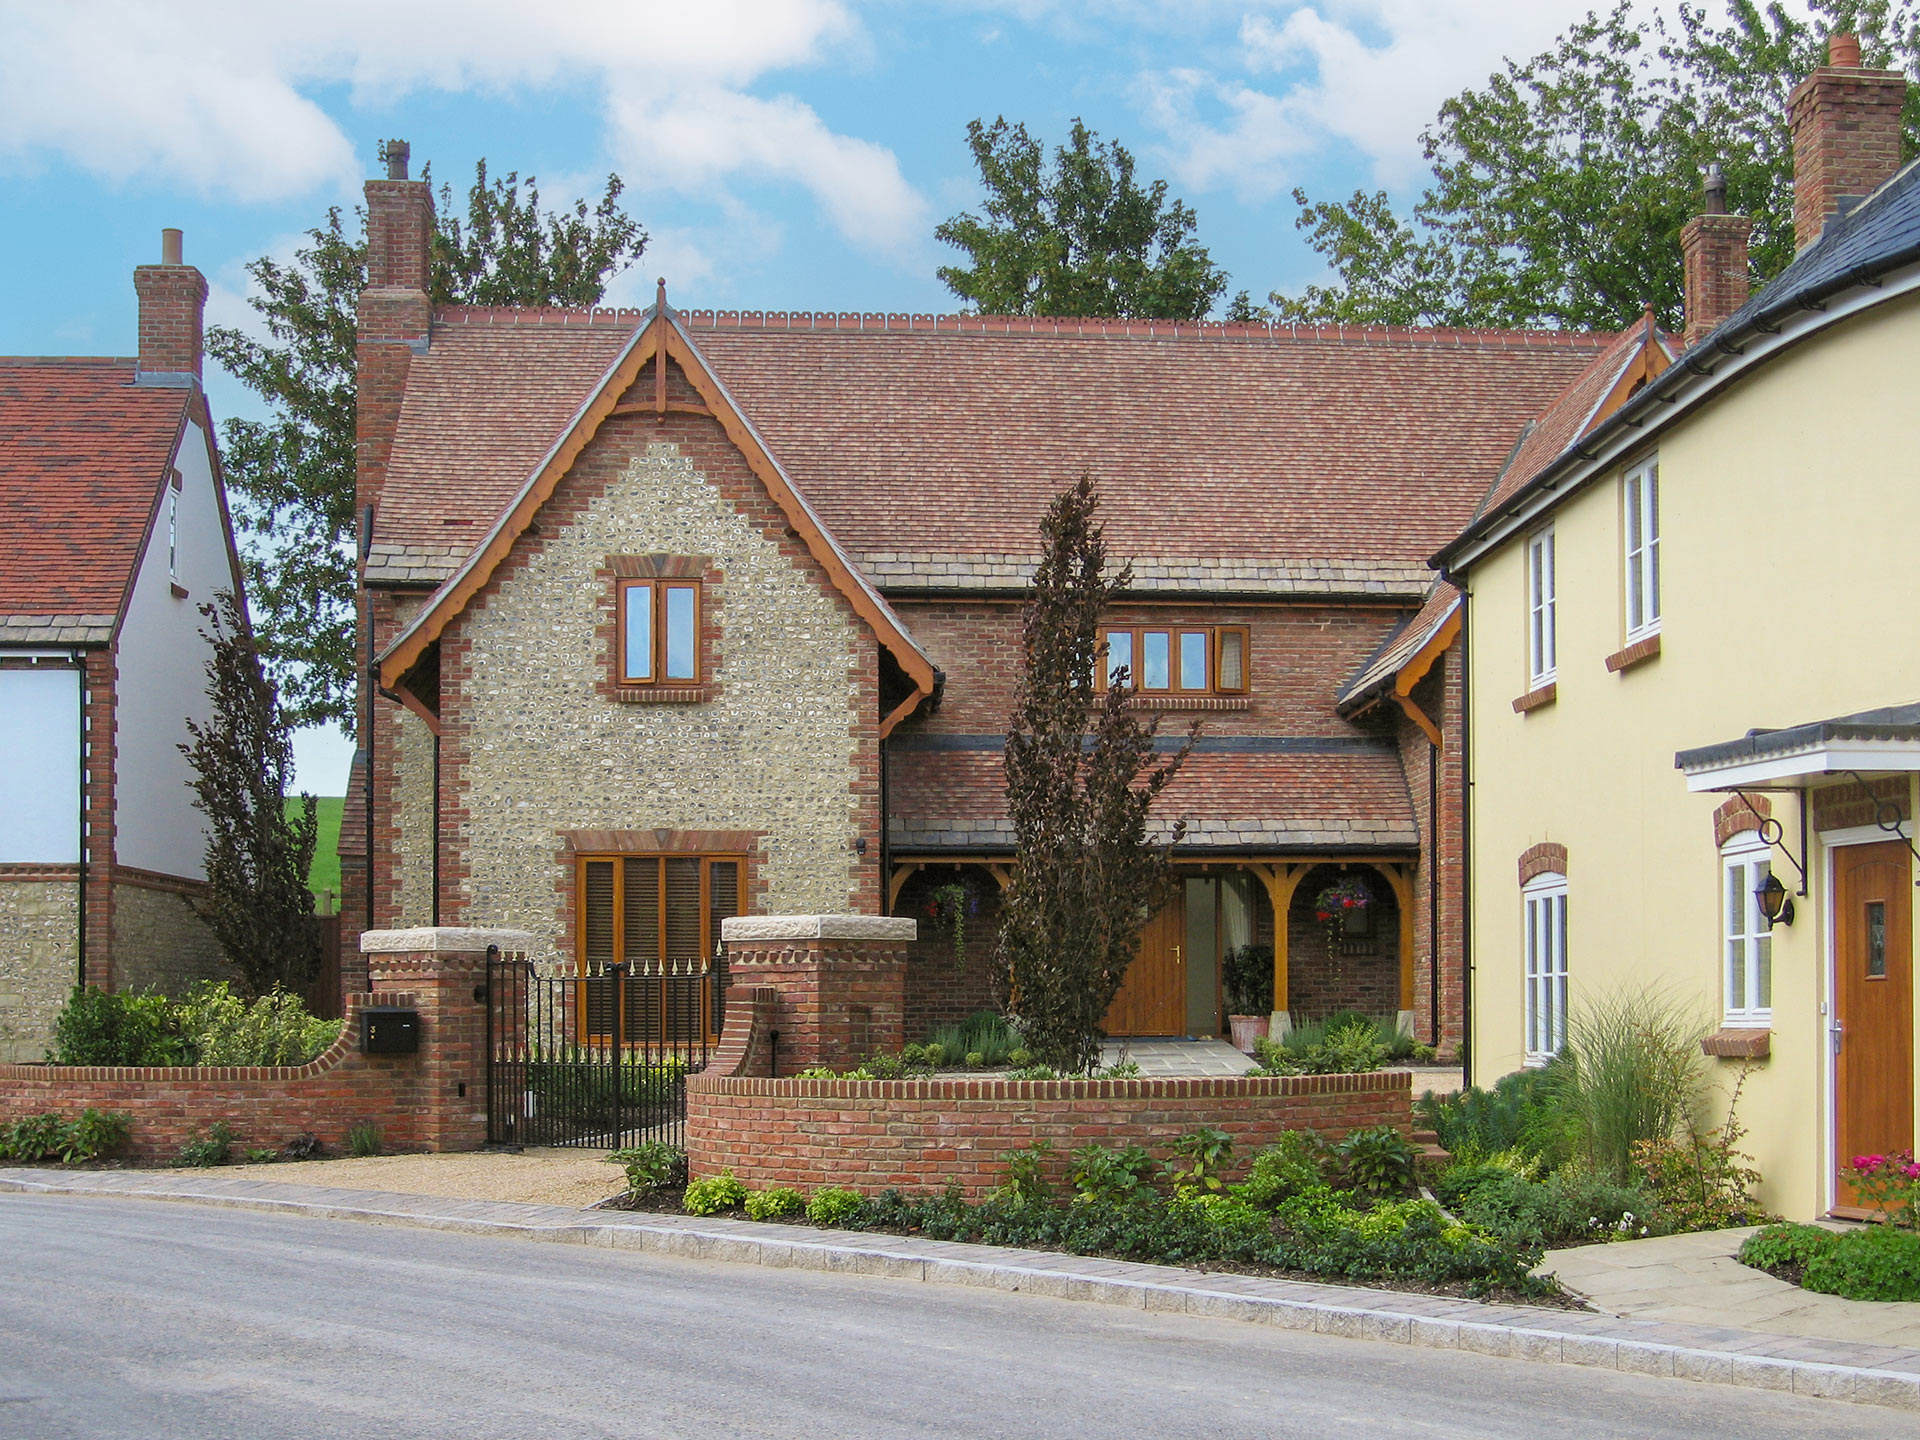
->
[
  {"left": 0, "top": 992, "right": 430, "bottom": 1162},
  {"left": 686, "top": 1068, "right": 1412, "bottom": 1199},
  {"left": 0, "top": 927, "right": 521, "bottom": 1164}
]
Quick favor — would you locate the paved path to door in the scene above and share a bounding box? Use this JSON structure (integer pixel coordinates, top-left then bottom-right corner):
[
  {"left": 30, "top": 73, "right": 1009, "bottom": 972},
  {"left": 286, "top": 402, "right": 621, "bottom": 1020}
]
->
[
  {"left": 1548, "top": 1225, "right": 1920, "bottom": 1348},
  {"left": 1100, "top": 1039, "right": 1467, "bottom": 1097}
]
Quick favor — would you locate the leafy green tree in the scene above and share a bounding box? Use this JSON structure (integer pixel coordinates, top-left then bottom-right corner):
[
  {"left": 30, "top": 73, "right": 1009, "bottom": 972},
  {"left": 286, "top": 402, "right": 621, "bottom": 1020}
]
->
[
  {"left": 1271, "top": 1, "right": 1920, "bottom": 331},
  {"left": 937, "top": 117, "right": 1229, "bottom": 319},
  {"left": 179, "top": 590, "right": 320, "bottom": 999},
  {"left": 207, "top": 162, "right": 645, "bottom": 733},
  {"left": 998, "top": 475, "right": 1194, "bottom": 1074}
]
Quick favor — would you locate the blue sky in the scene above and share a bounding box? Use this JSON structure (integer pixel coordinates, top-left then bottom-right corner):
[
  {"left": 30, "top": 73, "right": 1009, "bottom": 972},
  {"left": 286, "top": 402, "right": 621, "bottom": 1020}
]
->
[{"left": 1, "top": 0, "right": 1600, "bottom": 791}]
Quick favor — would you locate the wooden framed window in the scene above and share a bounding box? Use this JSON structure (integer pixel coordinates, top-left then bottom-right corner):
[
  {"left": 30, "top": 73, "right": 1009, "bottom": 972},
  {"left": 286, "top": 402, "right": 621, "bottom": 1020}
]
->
[
  {"left": 617, "top": 578, "right": 701, "bottom": 686},
  {"left": 1721, "top": 836, "right": 1773, "bottom": 1026},
  {"left": 1623, "top": 457, "right": 1661, "bottom": 642},
  {"left": 576, "top": 853, "right": 742, "bottom": 1044},
  {"left": 1526, "top": 526, "right": 1557, "bottom": 686},
  {"left": 1098, "top": 625, "right": 1249, "bottom": 695},
  {"left": 1523, "top": 873, "right": 1568, "bottom": 1064}
]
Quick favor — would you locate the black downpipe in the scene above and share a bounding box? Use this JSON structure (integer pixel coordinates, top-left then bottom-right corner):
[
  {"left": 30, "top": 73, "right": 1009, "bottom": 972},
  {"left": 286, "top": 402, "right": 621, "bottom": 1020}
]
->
[
  {"left": 74, "top": 650, "right": 88, "bottom": 991},
  {"left": 360, "top": 506, "right": 375, "bottom": 947},
  {"left": 1429, "top": 733, "right": 1441, "bottom": 1051},
  {"left": 878, "top": 733, "right": 890, "bottom": 914},
  {"left": 1457, "top": 590, "right": 1473, "bottom": 1084},
  {"left": 431, "top": 733, "right": 441, "bottom": 927}
]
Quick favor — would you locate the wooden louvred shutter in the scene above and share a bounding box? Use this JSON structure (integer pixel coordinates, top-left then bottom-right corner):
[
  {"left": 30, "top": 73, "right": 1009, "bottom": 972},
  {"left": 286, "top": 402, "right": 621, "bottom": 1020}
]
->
[
  {"left": 581, "top": 861, "right": 616, "bottom": 969},
  {"left": 623, "top": 857, "right": 661, "bottom": 967},
  {"left": 664, "top": 858, "right": 702, "bottom": 960}
]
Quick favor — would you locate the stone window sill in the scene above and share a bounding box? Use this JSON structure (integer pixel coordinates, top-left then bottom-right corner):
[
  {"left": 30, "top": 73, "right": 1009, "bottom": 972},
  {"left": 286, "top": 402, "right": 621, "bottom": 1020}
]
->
[
  {"left": 612, "top": 685, "right": 715, "bottom": 704},
  {"left": 1512, "top": 682, "right": 1557, "bottom": 714},
  {"left": 170, "top": 582, "right": 190, "bottom": 600},
  {"left": 1123, "top": 696, "right": 1250, "bottom": 711},
  {"left": 1701, "top": 1026, "right": 1770, "bottom": 1059},
  {"left": 1606, "top": 633, "right": 1661, "bottom": 674}
]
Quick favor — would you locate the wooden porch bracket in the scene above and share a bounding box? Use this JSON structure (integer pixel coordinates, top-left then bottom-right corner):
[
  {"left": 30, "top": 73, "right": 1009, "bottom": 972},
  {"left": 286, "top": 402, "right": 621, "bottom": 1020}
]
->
[
  {"left": 1374, "top": 862, "right": 1417, "bottom": 1013},
  {"left": 1248, "top": 863, "right": 1308, "bottom": 1026},
  {"left": 887, "top": 863, "right": 922, "bottom": 912}
]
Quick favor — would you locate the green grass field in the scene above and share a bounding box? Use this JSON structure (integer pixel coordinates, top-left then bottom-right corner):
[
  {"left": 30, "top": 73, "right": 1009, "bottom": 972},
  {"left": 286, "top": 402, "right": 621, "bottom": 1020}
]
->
[{"left": 286, "top": 796, "right": 344, "bottom": 903}]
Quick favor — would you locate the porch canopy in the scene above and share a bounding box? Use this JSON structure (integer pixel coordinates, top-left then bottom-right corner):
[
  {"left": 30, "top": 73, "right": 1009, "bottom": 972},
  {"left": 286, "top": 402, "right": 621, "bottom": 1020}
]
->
[{"left": 1676, "top": 702, "right": 1920, "bottom": 792}]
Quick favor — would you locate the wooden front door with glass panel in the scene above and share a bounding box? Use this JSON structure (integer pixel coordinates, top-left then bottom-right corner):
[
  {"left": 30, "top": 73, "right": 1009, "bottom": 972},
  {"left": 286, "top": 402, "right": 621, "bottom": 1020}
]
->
[
  {"left": 1104, "top": 895, "right": 1187, "bottom": 1037},
  {"left": 1834, "top": 840, "right": 1914, "bottom": 1210},
  {"left": 576, "top": 854, "right": 742, "bottom": 1045}
]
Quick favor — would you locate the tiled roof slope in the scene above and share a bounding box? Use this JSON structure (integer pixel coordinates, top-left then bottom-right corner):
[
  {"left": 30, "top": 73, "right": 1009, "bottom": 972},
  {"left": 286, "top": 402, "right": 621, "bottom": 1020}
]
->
[
  {"left": 373, "top": 311, "right": 1616, "bottom": 583},
  {"left": 1475, "top": 315, "right": 1672, "bottom": 520},
  {"left": 1336, "top": 581, "right": 1462, "bottom": 710},
  {"left": 888, "top": 744, "right": 1417, "bottom": 853},
  {"left": 0, "top": 358, "right": 185, "bottom": 617}
]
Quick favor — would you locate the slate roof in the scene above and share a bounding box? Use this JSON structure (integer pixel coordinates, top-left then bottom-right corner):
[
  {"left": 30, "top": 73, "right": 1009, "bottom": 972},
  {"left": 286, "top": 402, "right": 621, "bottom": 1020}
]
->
[
  {"left": 1675, "top": 703, "right": 1920, "bottom": 774},
  {"left": 1438, "top": 157, "right": 1920, "bottom": 569},
  {"left": 370, "top": 311, "right": 1617, "bottom": 588},
  {"left": 0, "top": 358, "right": 186, "bottom": 621},
  {"left": 887, "top": 738, "right": 1418, "bottom": 854}
]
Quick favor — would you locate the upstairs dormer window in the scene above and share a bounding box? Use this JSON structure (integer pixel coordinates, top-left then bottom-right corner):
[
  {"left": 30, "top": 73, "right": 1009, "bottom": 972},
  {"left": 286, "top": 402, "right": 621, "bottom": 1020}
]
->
[
  {"left": 1624, "top": 457, "right": 1660, "bottom": 641},
  {"left": 618, "top": 578, "right": 701, "bottom": 686},
  {"left": 1098, "top": 625, "right": 1248, "bottom": 696}
]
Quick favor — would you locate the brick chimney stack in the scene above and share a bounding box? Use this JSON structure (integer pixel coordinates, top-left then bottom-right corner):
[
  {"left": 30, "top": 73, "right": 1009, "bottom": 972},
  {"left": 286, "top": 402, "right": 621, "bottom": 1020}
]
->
[
  {"left": 1679, "top": 163, "right": 1752, "bottom": 349},
  {"left": 357, "top": 139, "right": 435, "bottom": 518},
  {"left": 1787, "top": 33, "right": 1907, "bottom": 252},
  {"left": 133, "top": 227, "right": 208, "bottom": 383}
]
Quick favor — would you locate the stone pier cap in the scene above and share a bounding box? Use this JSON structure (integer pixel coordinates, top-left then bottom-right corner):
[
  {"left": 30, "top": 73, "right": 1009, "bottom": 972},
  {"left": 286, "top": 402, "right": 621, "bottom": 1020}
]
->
[
  {"left": 360, "top": 927, "right": 536, "bottom": 953},
  {"left": 721, "top": 915, "right": 917, "bottom": 942}
]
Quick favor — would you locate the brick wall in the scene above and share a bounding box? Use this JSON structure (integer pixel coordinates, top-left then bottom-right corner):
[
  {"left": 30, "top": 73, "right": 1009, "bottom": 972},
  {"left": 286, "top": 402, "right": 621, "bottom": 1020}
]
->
[
  {"left": 895, "top": 865, "right": 1003, "bottom": 1031},
  {"left": 133, "top": 263, "right": 207, "bottom": 380},
  {"left": 0, "top": 928, "right": 513, "bottom": 1161},
  {"left": 1787, "top": 46, "right": 1907, "bottom": 252},
  {"left": 687, "top": 1068, "right": 1411, "bottom": 1199},
  {"left": 722, "top": 916, "right": 915, "bottom": 1072},
  {"left": 1285, "top": 863, "right": 1402, "bottom": 1020}
]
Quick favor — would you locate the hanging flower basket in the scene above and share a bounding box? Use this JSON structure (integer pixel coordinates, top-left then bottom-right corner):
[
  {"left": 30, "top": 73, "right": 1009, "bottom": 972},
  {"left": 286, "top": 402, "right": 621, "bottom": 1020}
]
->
[{"left": 1313, "top": 874, "right": 1373, "bottom": 946}]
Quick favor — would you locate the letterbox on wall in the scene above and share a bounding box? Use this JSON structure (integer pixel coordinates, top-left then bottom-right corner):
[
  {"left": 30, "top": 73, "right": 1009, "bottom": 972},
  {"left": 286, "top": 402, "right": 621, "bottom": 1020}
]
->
[{"left": 361, "top": 1006, "right": 421, "bottom": 1054}]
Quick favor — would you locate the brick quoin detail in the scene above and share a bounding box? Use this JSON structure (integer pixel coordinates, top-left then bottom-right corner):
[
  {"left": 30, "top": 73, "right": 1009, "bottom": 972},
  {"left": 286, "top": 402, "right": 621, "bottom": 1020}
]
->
[
  {"left": 0, "top": 938, "right": 496, "bottom": 1160},
  {"left": 1518, "top": 842, "right": 1568, "bottom": 886},
  {"left": 1714, "top": 794, "right": 1771, "bottom": 849}
]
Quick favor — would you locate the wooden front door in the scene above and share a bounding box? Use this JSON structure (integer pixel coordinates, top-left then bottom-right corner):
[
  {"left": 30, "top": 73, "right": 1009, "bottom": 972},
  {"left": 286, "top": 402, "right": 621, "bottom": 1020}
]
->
[
  {"left": 1105, "top": 896, "right": 1187, "bottom": 1037},
  {"left": 1835, "top": 840, "right": 1914, "bottom": 1209}
]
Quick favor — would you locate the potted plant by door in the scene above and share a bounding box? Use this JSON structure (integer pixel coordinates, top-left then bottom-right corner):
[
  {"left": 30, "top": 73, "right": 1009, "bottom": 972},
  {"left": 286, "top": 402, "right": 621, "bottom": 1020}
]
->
[{"left": 1222, "top": 943, "right": 1275, "bottom": 1053}]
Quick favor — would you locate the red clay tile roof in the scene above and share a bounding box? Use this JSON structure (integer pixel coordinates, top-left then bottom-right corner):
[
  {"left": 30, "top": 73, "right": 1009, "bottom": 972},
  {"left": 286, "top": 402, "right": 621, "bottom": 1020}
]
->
[
  {"left": 372, "top": 308, "right": 1617, "bottom": 584},
  {"left": 0, "top": 358, "right": 186, "bottom": 619},
  {"left": 1468, "top": 314, "right": 1675, "bottom": 529},
  {"left": 887, "top": 741, "right": 1417, "bottom": 853}
]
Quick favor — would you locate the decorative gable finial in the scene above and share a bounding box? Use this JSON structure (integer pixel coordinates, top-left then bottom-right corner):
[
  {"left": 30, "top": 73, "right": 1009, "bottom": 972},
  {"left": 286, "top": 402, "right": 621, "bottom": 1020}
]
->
[{"left": 656, "top": 276, "right": 668, "bottom": 315}]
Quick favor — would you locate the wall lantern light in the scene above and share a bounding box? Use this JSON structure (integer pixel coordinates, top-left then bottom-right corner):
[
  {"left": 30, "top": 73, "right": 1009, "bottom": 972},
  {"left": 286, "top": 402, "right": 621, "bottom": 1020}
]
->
[{"left": 1755, "top": 872, "right": 1795, "bottom": 929}]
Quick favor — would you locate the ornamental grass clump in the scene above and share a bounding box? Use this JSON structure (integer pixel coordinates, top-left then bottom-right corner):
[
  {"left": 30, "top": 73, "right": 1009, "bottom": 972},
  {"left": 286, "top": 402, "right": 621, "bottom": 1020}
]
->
[{"left": 1563, "top": 989, "right": 1706, "bottom": 1185}]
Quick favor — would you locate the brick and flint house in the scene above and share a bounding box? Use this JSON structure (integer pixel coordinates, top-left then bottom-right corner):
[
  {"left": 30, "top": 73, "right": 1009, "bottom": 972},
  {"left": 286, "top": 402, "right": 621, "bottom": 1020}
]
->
[
  {"left": 0, "top": 231, "right": 246, "bottom": 1060},
  {"left": 344, "top": 144, "right": 1619, "bottom": 1057}
]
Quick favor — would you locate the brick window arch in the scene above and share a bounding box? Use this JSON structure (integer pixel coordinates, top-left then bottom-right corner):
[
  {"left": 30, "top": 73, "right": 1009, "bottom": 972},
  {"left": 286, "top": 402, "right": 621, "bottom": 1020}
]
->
[
  {"left": 1713, "top": 794, "right": 1769, "bottom": 848},
  {"left": 1518, "top": 841, "right": 1568, "bottom": 887}
]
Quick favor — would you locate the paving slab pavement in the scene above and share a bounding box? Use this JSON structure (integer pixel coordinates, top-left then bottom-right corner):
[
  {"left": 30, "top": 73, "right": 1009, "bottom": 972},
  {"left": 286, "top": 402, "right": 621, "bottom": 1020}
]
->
[
  {"left": 1547, "top": 1225, "right": 1920, "bottom": 1349},
  {"left": 9, "top": 1165, "right": 1920, "bottom": 1410}
]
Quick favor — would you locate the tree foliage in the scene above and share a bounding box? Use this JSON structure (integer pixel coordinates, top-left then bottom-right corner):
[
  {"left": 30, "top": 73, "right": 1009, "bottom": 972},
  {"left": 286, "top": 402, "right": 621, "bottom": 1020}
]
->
[
  {"left": 998, "top": 475, "right": 1194, "bottom": 1074},
  {"left": 937, "top": 117, "right": 1229, "bottom": 319},
  {"left": 179, "top": 591, "right": 320, "bottom": 999},
  {"left": 1270, "top": 1, "right": 1920, "bottom": 331},
  {"left": 207, "top": 162, "right": 646, "bottom": 734}
]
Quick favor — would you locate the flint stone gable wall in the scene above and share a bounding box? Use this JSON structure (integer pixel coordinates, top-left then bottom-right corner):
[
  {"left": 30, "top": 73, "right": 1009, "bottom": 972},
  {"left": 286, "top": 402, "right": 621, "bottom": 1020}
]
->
[{"left": 436, "top": 426, "right": 874, "bottom": 956}]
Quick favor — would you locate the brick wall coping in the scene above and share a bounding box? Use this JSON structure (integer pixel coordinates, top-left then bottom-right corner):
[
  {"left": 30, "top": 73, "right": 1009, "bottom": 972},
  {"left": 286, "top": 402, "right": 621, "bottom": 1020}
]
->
[
  {"left": 721, "top": 915, "right": 918, "bottom": 942},
  {"left": 0, "top": 998, "right": 372, "bottom": 1083},
  {"left": 359, "top": 926, "right": 534, "bottom": 954},
  {"left": 689, "top": 1069, "right": 1411, "bottom": 1101}
]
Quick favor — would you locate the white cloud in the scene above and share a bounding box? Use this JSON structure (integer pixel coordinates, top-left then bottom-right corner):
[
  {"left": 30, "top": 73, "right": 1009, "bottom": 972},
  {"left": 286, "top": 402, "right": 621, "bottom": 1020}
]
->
[
  {"left": 0, "top": 0, "right": 923, "bottom": 257},
  {"left": 1148, "top": 0, "right": 1608, "bottom": 197}
]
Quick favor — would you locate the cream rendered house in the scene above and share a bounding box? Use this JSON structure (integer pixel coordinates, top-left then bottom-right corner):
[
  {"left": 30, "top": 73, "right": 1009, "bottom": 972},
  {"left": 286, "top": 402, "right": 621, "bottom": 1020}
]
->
[{"left": 1436, "top": 40, "right": 1920, "bottom": 1218}]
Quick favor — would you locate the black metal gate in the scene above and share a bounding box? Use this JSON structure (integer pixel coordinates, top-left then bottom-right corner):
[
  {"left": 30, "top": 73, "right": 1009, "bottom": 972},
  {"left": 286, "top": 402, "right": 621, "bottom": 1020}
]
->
[{"left": 486, "top": 952, "right": 720, "bottom": 1149}]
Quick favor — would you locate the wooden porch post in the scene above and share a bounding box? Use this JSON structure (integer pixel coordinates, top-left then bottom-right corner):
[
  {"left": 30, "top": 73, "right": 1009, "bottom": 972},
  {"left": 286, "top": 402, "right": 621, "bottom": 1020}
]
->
[
  {"left": 1375, "top": 863, "right": 1417, "bottom": 1030},
  {"left": 1250, "top": 863, "right": 1306, "bottom": 1034}
]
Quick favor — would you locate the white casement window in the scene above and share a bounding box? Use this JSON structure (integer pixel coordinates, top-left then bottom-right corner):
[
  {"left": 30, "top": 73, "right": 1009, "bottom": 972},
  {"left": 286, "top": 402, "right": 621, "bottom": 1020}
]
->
[
  {"left": 1624, "top": 457, "right": 1660, "bottom": 640},
  {"left": 1526, "top": 526, "right": 1557, "bottom": 685},
  {"left": 1523, "top": 874, "right": 1569, "bottom": 1063},
  {"left": 1722, "top": 837, "right": 1773, "bottom": 1025}
]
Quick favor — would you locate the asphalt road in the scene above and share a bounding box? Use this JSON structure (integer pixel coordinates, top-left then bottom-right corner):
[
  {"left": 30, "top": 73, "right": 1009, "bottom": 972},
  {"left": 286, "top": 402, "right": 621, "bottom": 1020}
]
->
[{"left": 0, "top": 1194, "right": 1905, "bottom": 1440}]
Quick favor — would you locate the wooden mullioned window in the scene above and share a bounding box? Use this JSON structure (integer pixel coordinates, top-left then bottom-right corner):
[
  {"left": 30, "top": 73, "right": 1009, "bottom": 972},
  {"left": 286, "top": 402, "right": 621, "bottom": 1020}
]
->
[
  {"left": 576, "top": 853, "right": 742, "bottom": 1044},
  {"left": 1097, "top": 625, "right": 1249, "bottom": 695},
  {"left": 617, "top": 578, "right": 701, "bottom": 686}
]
